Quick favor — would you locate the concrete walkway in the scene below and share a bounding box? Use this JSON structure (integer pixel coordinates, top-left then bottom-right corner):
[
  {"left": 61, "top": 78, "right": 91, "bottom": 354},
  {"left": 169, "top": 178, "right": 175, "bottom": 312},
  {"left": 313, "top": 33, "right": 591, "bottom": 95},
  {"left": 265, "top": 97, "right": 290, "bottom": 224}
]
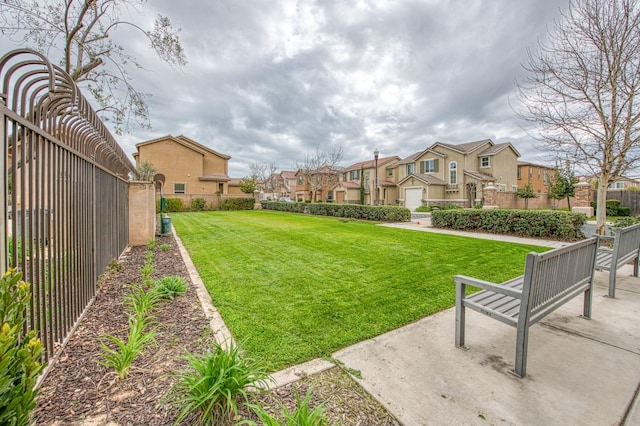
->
[{"left": 175, "top": 221, "right": 640, "bottom": 425}]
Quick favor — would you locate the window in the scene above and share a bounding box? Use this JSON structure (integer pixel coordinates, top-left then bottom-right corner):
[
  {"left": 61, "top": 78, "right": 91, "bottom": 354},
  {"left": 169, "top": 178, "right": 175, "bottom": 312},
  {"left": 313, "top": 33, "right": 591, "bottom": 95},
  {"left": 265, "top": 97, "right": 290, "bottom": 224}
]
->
[
  {"left": 512, "top": 185, "right": 517, "bottom": 192},
  {"left": 538, "top": 168, "right": 541, "bottom": 179},
  {"left": 422, "top": 159, "right": 438, "bottom": 173},
  {"left": 498, "top": 184, "right": 507, "bottom": 192},
  {"left": 387, "top": 168, "right": 393, "bottom": 178},
  {"left": 350, "top": 170, "right": 359, "bottom": 180},
  {"left": 449, "top": 161, "right": 457, "bottom": 185},
  {"left": 407, "top": 164, "right": 415, "bottom": 174},
  {"left": 529, "top": 167, "right": 533, "bottom": 178},
  {"left": 174, "top": 183, "right": 185, "bottom": 194},
  {"left": 608, "top": 182, "right": 625, "bottom": 189},
  {"left": 297, "top": 176, "right": 303, "bottom": 185},
  {"left": 544, "top": 171, "right": 549, "bottom": 185},
  {"left": 480, "top": 156, "right": 490, "bottom": 168},
  {"left": 517, "top": 167, "right": 521, "bottom": 180}
]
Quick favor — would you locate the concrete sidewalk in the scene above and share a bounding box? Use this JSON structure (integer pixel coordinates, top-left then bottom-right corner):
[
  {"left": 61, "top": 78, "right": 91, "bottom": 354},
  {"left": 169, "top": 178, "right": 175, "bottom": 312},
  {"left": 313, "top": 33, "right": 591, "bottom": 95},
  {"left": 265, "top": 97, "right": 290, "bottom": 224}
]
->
[{"left": 333, "top": 267, "right": 640, "bottom": 425}]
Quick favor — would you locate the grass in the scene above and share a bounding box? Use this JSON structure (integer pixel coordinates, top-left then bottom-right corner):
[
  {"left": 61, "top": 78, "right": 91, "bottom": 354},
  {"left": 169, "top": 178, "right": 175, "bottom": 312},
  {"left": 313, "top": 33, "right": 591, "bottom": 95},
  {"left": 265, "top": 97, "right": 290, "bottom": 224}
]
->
[{"left": 171, "top": 210, "right": 548, "bottom": 371}]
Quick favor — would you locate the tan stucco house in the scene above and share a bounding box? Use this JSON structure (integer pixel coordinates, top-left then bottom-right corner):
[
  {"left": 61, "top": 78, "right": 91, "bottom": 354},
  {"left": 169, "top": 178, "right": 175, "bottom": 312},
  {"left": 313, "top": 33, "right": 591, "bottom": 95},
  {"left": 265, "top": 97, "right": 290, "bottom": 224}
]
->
[
  {"left": 396, "top": 139, "right": 520, "bottom": 210},
  {"left": 332, "top": 156, "right": 401, "bottom": 205},
  {"left": 133, "top": 135, "right": 232, "bottom": 195}
]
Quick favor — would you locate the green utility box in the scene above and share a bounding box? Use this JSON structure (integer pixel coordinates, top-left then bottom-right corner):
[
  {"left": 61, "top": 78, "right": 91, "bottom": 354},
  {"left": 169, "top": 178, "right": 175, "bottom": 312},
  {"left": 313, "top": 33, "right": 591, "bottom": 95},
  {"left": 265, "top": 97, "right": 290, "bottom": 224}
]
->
[{"left": 161, "top": 215, "right": 172, "bottom": 235}]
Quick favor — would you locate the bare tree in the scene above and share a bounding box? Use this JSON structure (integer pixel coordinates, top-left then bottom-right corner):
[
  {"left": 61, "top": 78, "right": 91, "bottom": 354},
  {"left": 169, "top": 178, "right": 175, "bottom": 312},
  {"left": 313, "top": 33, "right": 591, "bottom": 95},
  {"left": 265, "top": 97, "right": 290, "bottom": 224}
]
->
[
  {"left": 250, "top": 162, "right": 279, "bottom": 197},
  {"left": 517, "top": 0, "right": 640, "bottom": 235},
  {"left": 0, "top": 0, "right": 186, "bottom": 134},
  {"left": 295, "top": 147, "right": 344, "bottom": 202}
]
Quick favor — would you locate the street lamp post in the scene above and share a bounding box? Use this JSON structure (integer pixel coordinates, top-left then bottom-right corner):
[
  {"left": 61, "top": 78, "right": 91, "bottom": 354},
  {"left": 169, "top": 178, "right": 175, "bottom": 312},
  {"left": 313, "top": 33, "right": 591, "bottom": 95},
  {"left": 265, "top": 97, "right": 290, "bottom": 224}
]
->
[{"left": 374, "top": 148, "right": 379, "bottom": 206}]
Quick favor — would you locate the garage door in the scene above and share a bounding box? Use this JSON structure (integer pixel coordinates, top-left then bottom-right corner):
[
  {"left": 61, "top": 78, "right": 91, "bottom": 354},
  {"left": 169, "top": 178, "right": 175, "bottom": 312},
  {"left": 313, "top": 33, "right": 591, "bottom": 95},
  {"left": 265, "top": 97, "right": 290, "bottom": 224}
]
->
[{"left": 405, "top": 188, "right": 423, "bottom": 211}]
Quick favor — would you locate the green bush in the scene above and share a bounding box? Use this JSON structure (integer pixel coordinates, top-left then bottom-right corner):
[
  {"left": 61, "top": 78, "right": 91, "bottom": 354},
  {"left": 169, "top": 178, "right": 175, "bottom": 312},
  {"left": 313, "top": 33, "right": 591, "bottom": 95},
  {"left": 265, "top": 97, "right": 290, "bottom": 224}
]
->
[
  {"left": 165, "top": 198, "right": 185, "bottom": 212},
  {"left": 415, "top": 205, "right": 432, "bottom": 212},
  {"left": 591, "top": 199, "right": 631, "bottom": 216},
  {"left": 191, "top": 198, "right": 207, "bottom": 211},
  {"left": 262, "top": 202, "right": 411, "bottom": 222},
  {"left": 0, "top": 269, "right": 44, "bottom": 425},
  {"left": 431, "top": 209, "right": 586, "bottom": 240},
  {"left": 220, "top": 198, "right": 255, "bottom": 211},
  {"left": 166, "top": 342, "right": 272, "bottom": 425},
  {"left": 245, "top": 387, "right": 327, "bottom": 425}
]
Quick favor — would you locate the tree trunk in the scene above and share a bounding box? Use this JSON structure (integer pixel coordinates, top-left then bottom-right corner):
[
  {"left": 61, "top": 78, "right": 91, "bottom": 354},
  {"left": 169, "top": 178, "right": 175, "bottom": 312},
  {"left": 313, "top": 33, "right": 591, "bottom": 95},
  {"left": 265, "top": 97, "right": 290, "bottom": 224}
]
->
[{"left": 595, "top": 176, "right": 608, "bottom": 235}]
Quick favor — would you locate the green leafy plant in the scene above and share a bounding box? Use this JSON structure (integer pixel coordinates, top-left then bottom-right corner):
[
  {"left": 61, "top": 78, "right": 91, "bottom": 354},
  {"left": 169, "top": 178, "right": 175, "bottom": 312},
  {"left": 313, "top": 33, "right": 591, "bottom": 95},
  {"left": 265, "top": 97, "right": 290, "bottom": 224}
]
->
[
  {"left": 152, "top": 276, "right": 187, "bottom": 300},
  {"left": 107, "top": 258, "right": 123, "bottom": 273},
  {"left": 244, "top": 387, "right": 327, "bottom": 426},
  {"left": 191, "top": 198, "right": 207, "bottom": 211},
  {"left": 97, "top": 312, "right": 157, "bottom": 380},
  {"left": 147, "top": 239, "right": 157, "bottom": 251},
  {"left": 124, "top": 283, "right": 160, "bottom": 317},
  {"left": 221, "top": 198, "right": 255, "bottom": 211},
  {"left": 160, "top": 243, "right": 171, "bottom": 251},
  {"left": 0, "top": 269, "right": 44, "bottom": 425},
  {"left": 166, "top": 342, "right": 272, "bottom": 425}
]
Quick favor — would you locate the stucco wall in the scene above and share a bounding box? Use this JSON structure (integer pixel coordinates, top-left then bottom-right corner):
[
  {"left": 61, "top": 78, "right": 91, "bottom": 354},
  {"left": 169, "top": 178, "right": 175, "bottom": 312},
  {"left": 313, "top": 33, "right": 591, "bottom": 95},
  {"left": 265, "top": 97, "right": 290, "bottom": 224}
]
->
[{"left": 129, "top": 181, "right": 156, "bottom": 246}]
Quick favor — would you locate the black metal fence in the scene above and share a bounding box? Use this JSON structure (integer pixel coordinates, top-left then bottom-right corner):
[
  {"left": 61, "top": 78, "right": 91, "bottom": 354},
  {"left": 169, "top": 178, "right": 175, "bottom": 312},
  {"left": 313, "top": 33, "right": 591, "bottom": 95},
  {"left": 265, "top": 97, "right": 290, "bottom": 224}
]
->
[{"left": 1, "top": 49, "right": 137, "bottom": 362}]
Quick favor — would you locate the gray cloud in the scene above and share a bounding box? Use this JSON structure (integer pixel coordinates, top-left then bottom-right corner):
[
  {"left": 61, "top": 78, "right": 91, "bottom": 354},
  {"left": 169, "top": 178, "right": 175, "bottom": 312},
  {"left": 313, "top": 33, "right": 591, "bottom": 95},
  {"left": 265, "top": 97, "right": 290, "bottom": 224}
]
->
[{"left": 2, "top": 0, "right": 571, "bottom": 176}]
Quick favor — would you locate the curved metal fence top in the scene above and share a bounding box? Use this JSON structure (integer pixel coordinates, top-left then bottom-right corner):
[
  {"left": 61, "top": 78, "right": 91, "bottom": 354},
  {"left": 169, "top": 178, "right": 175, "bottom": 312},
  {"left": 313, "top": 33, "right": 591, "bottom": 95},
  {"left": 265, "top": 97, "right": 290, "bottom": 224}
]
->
[{"left": 0, "top": 49, "right": 137, "bottom": 178}]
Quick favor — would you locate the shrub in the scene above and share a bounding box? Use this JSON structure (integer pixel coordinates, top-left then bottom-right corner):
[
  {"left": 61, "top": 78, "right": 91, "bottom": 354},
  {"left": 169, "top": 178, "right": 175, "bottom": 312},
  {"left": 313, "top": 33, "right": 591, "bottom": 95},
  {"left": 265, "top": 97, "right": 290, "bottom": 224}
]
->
[
  {"left": 415, "top": 205, "right": 432, "bottom": 212},
  {"left": 152, "top": 276, "right": 187, "bottom": 300},
  {"left": 0, "top": 269, "right": 44, "bottom": 426},
  {"left": 431, "top": 209, "right": 586, "bottom": 240},
  {"left": 165, "top": 198, "right": 185, "bottom": 212},
  {"left": 160, "top": 243, "right": 171, "bottom": 251},
  {"left": 166, "top": 342, "right": 272, "bottom": 425},
  {"left": 191, "top": 198, "right": 207, "bottom": 211},
  {"left": 263, "top": 202, "right": 411, "bottom": 222},
  {"left": 591, "top": 199, "right": 631, "bottom": 216},
  {"left": 220, "top": 198, "right": 255, "bottom": 211}
]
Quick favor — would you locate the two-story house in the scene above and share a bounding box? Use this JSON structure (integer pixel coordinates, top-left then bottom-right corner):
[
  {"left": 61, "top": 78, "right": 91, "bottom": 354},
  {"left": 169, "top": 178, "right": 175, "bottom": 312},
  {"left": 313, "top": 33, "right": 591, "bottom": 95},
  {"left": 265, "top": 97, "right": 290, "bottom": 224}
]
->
[
  {"left": 295, "top": 166, "right": 341, "bottom": 202},
  {"left": 396, "top": 139, "right": 520, "bottom": 210},
  {"left": 517, "top": 161, "right": 554, "bottom": 194},
  {"left": 133, "top": 135, "right": 232, "bottom": 195},
  {"left": 332, "top": 156, "right": 400, "bottom": 205}
]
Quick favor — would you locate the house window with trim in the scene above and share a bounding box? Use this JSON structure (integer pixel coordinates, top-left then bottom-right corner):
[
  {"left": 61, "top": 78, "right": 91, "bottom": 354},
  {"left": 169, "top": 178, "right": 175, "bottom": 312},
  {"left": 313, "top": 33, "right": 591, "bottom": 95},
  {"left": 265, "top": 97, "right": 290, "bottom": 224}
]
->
[
  {"left": 387, "top": 168, "right": 393, "bottom": 178},
  {"left": 350, "top": 170, "right": 359, "bottom": 180},
  {"left": 517, "top": 167, "right": 521, "bottom": 180},
  {"left": 498, "top": 184, "right": 507, "bottom": 192},
  {"left": 608, "top": 182, "right": 625, "bottom": 189},
  {"left": 407, "top": 163, "right": 415, "bottom": 174},
  {"left": 480, "top": 156, "right": 490, "bottom": 168},
  {"left": 512, "top": 185, "right": 517, "bottom": 192},
  {"left": 174, "top": 183, "right": 186, "bottom": 194},
  {"left": 422, "top": 159, "right": 438, "bottom": 173},
  {"left": 544, "top": 170, "right": 549, "bottom": 185},
  {"left": 449, "top": 161, "right": 457, "bottom": 185},
  {"left": 297, "top": 176, "right": 303, "bottom": 185}
]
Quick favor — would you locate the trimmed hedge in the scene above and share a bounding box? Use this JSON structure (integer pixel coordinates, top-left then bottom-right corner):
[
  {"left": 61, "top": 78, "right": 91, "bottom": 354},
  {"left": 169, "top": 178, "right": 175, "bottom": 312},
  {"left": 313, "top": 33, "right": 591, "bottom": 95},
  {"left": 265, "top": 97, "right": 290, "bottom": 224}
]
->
[
  {"left": 431, "top": 209, "right": 586, "bottom": 240},
  {"left": 221, "top": 198, "right": 255, "bottom": 210},
  {"left": 262, "top": 201, "right": 411, "bottom": 222},
  {"left": 591, "top": 199, "right": 631, "bottom": 217}
]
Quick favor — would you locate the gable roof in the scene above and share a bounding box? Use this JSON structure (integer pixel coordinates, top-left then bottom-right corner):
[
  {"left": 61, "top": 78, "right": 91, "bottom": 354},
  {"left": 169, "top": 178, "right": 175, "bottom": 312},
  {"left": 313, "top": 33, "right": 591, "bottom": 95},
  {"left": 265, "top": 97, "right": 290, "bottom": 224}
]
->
[
  {"left": 342, "top": 155, "right": 401, "bottom": 172},
  {"left": 431, "top": 139, "right": 492, "bottom": 154},
  {"left": 397, "top": 173, "right": 446, "bottom": 186},
  {"left": 478, "top": 142, "right": 521, "bottom": 158},
  {"left": 463, "top": 170, "right": 495, "bottom": 182},
  {"left": 135, "top": 134, "right": 231, "bottom": 160}
]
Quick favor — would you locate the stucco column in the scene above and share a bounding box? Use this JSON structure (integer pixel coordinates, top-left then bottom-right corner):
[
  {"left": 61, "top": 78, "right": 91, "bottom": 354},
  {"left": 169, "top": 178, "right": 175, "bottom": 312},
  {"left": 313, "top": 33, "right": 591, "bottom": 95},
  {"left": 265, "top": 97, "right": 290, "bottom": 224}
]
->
[
  {"left": 129, "top": 181, "right": 156, "bottom": 246},
  {"left": 253, "top": 190, "right": 262, "bottom": 209},
  {"left": 482, "top": 184, "right": 499, "bottom": 209},
  {"left": 572, "top": 182, "right": 594, "bottom": 216}
]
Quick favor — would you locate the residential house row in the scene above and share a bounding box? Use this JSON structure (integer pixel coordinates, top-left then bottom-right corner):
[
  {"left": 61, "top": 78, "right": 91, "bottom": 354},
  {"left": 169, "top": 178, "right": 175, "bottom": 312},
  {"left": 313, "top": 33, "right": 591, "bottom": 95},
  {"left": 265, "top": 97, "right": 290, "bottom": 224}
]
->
[{"left": 134, "top": 135, "right": 599, "bottom": 211}]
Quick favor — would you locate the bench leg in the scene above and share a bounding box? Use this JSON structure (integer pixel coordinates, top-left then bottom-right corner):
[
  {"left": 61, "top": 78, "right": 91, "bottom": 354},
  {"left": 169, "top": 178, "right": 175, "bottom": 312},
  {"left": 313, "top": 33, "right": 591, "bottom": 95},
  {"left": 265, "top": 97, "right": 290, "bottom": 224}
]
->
[
  {"left": 608, "top": 269, "right": 617, "bottom": 298},
  {"left": 583, "top": 287, "right": 593, "bottom": 319},
  {"left": 634, "top": 255, "right": 639, "bottom": 278},
  {"left": 455, "top": 282, "right": 466, "bottom": 348},
  {"left": 514, "top": 324, "right": 529, "bottom": 378}
]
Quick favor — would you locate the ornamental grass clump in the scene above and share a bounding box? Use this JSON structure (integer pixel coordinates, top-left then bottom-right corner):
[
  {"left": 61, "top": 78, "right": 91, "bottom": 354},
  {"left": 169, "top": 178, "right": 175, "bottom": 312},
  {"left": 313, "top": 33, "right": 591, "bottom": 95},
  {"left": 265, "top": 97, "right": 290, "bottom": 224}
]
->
[
  {"left": 0, "top": 269, "right": 44, "bottom": 425},
  {"left": 152, "top": 276, "right": 187, "bottom": 300},
  {"left": 166, "top": 342, "right": 272, "bottom": 425},
  {"left": 97, "top": 312, "right": 157, "bottom": 380},
  {"left": 244, "top": 387, "right": 327, "bottom": 426}
]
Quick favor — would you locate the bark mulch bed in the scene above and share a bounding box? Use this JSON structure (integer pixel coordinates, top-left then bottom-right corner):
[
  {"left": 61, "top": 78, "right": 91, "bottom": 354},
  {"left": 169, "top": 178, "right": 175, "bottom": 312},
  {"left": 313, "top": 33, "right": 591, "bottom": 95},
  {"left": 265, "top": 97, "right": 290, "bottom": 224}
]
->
[{"left": 33, "top": 233, "right": 400, "bottom": 425}]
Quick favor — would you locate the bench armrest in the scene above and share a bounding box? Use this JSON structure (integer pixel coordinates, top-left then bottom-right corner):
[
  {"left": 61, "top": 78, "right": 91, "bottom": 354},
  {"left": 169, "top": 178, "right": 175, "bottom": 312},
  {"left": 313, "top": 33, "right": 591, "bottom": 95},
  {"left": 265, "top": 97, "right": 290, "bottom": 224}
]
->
[{"left": 454, "top": 275, "right": 523, "bottom": 299}]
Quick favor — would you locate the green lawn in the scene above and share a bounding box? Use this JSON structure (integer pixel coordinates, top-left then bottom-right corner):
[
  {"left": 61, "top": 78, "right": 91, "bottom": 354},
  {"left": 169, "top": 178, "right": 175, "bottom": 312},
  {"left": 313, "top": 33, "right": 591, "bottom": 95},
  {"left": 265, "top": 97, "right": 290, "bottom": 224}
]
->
[{"left": 171, "top": 210, "right": 547, "bottom": 371}]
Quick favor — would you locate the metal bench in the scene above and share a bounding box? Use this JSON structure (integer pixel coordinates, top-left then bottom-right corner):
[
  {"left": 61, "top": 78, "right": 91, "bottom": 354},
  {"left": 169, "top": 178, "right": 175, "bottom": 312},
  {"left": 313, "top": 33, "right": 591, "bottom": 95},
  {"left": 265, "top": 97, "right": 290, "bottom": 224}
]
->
[
  {"left": 453, "top": 237, "right": 598, "bottom": 378},
  {"left": 595, "top": 222, "right": 640, "bottom": 298}
]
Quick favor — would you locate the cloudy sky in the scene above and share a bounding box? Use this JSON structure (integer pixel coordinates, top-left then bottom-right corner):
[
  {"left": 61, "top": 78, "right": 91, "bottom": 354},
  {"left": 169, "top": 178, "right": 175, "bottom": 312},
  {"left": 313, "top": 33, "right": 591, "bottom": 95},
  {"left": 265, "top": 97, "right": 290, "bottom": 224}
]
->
[{"left": 4, "top": 0, "right": 571, "bottom": 177}]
